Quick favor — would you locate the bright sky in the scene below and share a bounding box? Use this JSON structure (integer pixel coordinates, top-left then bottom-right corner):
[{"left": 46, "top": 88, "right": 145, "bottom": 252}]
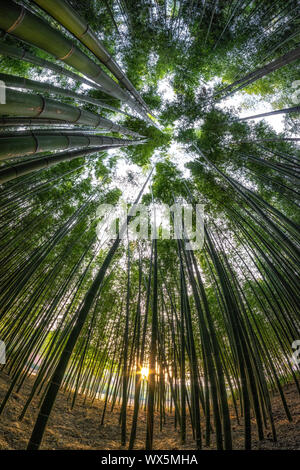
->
[
  {"left": 104, "top": 75, "right": 291, "bottom": 203},
  {"left": 156, "top": 75, "right": 287, "bottom": 133},
  {"left": 157, "top": 76, "right": 176, "bottom": 103},
  {"left": 222, "top": 93, "right": 286, "bottom": 133}
]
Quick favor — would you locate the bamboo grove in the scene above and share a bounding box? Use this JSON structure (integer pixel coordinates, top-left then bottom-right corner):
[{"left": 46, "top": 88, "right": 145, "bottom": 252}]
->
[{"left": 0, "top": 0, "right": 299, "bottom": 451}]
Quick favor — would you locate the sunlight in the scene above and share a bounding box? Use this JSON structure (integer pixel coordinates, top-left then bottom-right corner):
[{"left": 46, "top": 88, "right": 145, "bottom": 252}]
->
[
  {"left": 140, "top": 366, "right": 149, "bottom": 380},
  {"left": 222, "top": 92, "right": 286, "bottom": 133},
  {"left": 205, "top": 78, "right": 291, "bottom": 135},
  {"left": 0, "top": 0, "right": 298, "bottom": 452},
  {"left": 157, "top": 76, "right": 176, "bottom": 103}
]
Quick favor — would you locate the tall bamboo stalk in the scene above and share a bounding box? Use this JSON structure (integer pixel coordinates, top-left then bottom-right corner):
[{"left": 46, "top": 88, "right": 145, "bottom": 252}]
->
[
  {"left": 33, "top": 0, "right": 152, "bottom": 116},
  {"left": 0, "top": 0, "right": 150, "bottom": 120},
  {"left": 0, "top": 88, "right": 143, "bottom": 138},
  {"left": 0, "top": 147, "right": 106, "bottom": 184},
  {"left": 146, "top": 238, "right": 158, "bottom": 450},
  {"left": 0, "top": 131, "right": 143, "bottom": 160},
  {"left": 27, "top": 169, "right": 153, "bottom": 450},
  {"left": 0, "top": 72, "right": 133, "bottom": 117}
]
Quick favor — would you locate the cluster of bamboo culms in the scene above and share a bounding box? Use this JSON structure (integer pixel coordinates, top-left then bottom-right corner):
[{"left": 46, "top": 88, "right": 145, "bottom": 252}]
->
[
  {"left": 0, "top": 0, "right": 153, "bottom": 182},
  {"left": 0, "top": 0, "right": 299, "bottom": 453}
]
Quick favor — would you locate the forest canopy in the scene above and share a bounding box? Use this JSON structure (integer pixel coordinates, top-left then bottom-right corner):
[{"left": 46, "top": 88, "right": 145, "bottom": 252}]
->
[{"left": 0, "top": 0, "right": 299, "bottom": 452}]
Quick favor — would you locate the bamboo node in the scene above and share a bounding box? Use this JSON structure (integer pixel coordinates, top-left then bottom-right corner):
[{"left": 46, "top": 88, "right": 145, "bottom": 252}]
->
[
  {"left": 79, "top": 24, "right": 90, "bottom": 39},
  {"left": 30, "top": 131, "right": 40, "bottom": 154},
  {"left": 59, "top": 45, "right": 75, "bottom": 61},
  {"left": 36, "top": 96, "right": 46, "bottom": 117},
  {"left": 7, "top": 7, "right": 26, "bottom": 34},
  {"left": 91, "top": 69, "right": 103, "bottom": 81},
  {"left": 72, "top": 109, "right": 82, "bottom": 124}
]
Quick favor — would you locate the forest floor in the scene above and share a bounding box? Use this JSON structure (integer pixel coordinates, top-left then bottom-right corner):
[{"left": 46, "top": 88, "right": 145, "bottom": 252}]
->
[{"left": 0, "top": 370, "right": 299, "bottom": 450}]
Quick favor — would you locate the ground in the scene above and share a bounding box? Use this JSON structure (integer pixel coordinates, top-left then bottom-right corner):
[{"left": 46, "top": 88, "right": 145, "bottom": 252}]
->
[{"left": 0, "top": 371, "right": 299, "bottom": 450}]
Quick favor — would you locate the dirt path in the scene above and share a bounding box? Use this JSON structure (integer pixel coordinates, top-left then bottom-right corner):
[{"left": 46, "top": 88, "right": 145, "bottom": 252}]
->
[{"left": 0, "top": 371, "right": 299, "bottom": 450}]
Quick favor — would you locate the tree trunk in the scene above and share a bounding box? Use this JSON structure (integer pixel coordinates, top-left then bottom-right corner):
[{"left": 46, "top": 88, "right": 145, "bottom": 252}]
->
[
  {"left": 0, "top": 147, "right": 107, "bottom": 184},
  {"left": 218, "top": 45, "right": 300, "bottom": 98},
  {"left": 27, "top": 168, "right": 153, "bottom": 450},
  {"left": 237, "top": 106, "right": 300, "bottom": 121},
  {"left": 146, "top": 239, "right": 158, "bottom": 450},
  {"left": 0, "top": 131, "right": 142, "bottom": 160},
  {"left": 33, "top": 0, "right": 152, "bottom": 117},
  {"left": 0, "top": 0, "right": 148, "bottom": 119},
  {"left": 0, "top": 72, "right": 132, "bottom": 117},
  {"left": 0, "top": 88, "right": 143, "bottom": 138}
]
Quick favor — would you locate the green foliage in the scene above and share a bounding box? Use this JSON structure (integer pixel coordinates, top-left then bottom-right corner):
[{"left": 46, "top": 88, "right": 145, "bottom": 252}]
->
[
  {"left": 0, "top": 0, "right": 299, "bottom": 452},
  {"left": 122, "top": 118, "right": 172, "bottom": 166}
]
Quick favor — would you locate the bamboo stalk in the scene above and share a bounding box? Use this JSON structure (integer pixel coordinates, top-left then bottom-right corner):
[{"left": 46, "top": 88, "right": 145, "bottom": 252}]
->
[
  {"left": 0, "top": 72, "right": 133, "bottom": 117},
  {"left": 0, "top": 131, "right": 143, "bottom": 160},
  {"left": 33, "top": 0, "right": 152, "bottom": 115},
  {"left": 27, "top": 169, "right": 153, "bottom": 450},
  {"left": 0, "top": 88, "right": 143, "bottom": 138},
  {"left": 0, "top": 0, "right": 150, "bottom": 120},
  {"left": 0, "top": 147, "right": 107, "bottom": 184}
]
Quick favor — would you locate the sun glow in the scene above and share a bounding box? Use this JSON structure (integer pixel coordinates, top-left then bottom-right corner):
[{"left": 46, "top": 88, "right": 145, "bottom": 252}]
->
[{"left": 140, "top": 367, "right": 149, "bottom": 380}]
